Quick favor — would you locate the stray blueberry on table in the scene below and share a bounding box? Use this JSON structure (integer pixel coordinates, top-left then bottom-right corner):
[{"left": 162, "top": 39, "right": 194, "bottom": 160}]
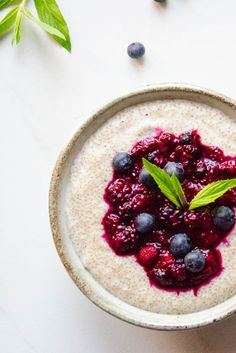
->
[
  {"left": 127, "top": 42, "right": 145, "bottom": 59},
  {"left": 112, "top": 152, "right": 132, "bottom": 173}
]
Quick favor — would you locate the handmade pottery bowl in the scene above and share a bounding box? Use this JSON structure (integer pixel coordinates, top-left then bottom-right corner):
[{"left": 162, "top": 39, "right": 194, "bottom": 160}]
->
[{"left": 49, "top": 84, "right": 236, "bottom": 330}]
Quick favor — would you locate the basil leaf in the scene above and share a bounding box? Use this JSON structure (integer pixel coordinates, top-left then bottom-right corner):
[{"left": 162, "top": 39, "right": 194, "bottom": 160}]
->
[
  {"left": 143, "top": 158, "right": 181, "bottom": 208},
  {"left": 171, "top": 173, "right": 188, "bottom": 208},
  {"left": 0, "top": 0, "right": 20, "bottom": 10},
  {"left": 33, "top": 0, "right": 71, "bottom": 51},
  {"left": 189, "top": 179, "right": 236, "bottom": 210},
  {"left": 11, "top": 6, "right": 22, "bottom": 44},
  {"left": 0, "top": 6, "right": 18, "bottom": 36},
  {"left": 23, "top": 8, "right": 65, "bottom": 40}
]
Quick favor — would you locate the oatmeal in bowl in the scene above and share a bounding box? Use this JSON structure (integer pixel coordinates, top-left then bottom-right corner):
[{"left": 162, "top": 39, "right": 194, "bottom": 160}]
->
[{"left": 49, "top": 85, "right": 236, "bottom": 329}]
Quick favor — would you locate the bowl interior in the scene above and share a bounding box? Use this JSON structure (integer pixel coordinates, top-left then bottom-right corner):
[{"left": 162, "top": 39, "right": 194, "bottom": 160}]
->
[{"left": 49, "top": 84, "right": 236, "bottom": 330}]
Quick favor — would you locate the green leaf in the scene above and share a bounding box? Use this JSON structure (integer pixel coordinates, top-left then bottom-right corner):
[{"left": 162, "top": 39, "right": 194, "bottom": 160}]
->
[
  {"left": 143, "top": 158, "right": 181, "bottom": 208},
  {"left": 189, "top": 179, "right": 236, "bottom": 210},
  {"left": 0, "top": 6, "right": 18, "bottom": 36},
  {"left": 11, "top": 6, "right": 22, "bottom": 44},
  {"left": 0, "top": 0, "right": 20, "bottom": 10},
  {"left": 171, "top": 173, "right": 188, "bottom": 208},
  {"left": 33, "top": 0, "right": 71, "bottom": 51},
  {"left": 23, "top": 8, "right": 65, "bottom": 40}
]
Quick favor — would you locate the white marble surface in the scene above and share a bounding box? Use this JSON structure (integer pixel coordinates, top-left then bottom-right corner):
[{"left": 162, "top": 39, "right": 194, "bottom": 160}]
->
[{"left": 1, "top": 0, "right": 236, "bottom": 352}]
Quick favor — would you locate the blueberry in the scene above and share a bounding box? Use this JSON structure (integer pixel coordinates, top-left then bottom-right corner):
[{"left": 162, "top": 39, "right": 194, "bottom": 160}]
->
[
  {"left": 184, "top": 250, "right": 205, "bottom": 273},
  {"left": 135, "top": 213, "right": 156, "bottom": 233},
  {"left": 139, "top": 168, "right": 156, "bottom": 188},
  {"left": 180, "top": 132, "right": 192, "bottom": 145},
  {"left": 112, "top": 152, "right": 132, "bottom": 172},
  {"left": 164, "top": 161, "right": 185, "bottom": 181},
  {"left": 169, "top": 233, "right": 192, "bottom": 258},
  {"left": 127, "top": 42, "right": 145, "bottom": 59},
  {"left": 212, "top": 206, "right": 235, "bottom": 231}
]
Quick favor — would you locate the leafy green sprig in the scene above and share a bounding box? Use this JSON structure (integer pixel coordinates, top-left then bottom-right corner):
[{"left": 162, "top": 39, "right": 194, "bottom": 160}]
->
[
  {"left": 0, "top": 0, "right": 71, "bottom": 51},
  {"left": 143, "top": 158, "right": 236, "bottom": 210}
]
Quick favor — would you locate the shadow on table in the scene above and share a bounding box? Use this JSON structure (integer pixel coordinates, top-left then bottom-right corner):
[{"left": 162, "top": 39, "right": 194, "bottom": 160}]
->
[{"left": 85, "top": 304, "right": 236, "bottom": 353}]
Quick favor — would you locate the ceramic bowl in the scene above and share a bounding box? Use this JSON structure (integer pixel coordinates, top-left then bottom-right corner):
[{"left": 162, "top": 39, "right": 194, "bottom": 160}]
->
[{"left": 49, "top": 84, "right": 236, "bottom": 330}]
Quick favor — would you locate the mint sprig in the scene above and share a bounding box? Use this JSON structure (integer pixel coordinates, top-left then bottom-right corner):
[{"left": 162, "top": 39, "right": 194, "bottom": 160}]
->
[
  {"left": 0, "top": 6, "right": 18, "bottom": 36},
  {"left": 143, "top": 158, "right": 236, "bottom": 210},
  {"left": 142, "top": 158, "right": 187, "bottom": 208},
  {"left": 170, "top": 173, "right": 188, "bottom": 208},
  {"left": 189, "top": 179, "right": 236, "bottom": 210},
  {"left": 34, "top": 0, "right": 71, "bottom": 51},
  {"left": 0, "top": 0, "right": 20, "bottom": 11},
  {"left": 0, "top": 0, "right": 71, "bottom": 51}
]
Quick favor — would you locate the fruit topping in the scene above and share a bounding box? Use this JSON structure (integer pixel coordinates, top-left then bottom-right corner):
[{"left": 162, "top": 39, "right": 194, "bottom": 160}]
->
[
  {"left": 212, "top": 206, "right": 235, "bottom": 232},
  {"left": 103, "top": 129, "right": 236, "bottom": 293},
  {"left": 184, "top": 250, "right": 205, "bottom": 273},
  {"left": 164, "top": 161, "right": 185, "bottom": 181},
  {"left": 169, "top": 233, "right": 192, "bottom": 258},
  {"left": 112, "top": 152, "right": 132, "bottom": 173},
  {"left": 135, "top": 213, "right": 156, "bottom": 233}
]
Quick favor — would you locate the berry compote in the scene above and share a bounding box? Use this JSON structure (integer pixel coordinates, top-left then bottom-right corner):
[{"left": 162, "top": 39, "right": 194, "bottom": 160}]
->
[{"left": 102, "top": 129, "right": 236, "bottom": 294}]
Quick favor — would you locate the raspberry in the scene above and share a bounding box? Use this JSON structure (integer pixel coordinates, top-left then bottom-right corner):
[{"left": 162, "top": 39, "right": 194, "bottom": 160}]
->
[
  {"left": 153, "top": 156, "right": 167, "bottom": 168},
  {"left": 196, "top": 230, "right": 220, "bottom": 248},
  {"left": 103, "top": 213, "right": 120, "bottom": 233},
  {"left": 218, "top": 188, "right": 236, "bottom": 205},
  {"left": 171, "top": 145, "right": 199, "bottom": 166},
  {"left": 157, "top": 250, "right": 175, "bottom": 268},
  {"left": 159, "top": 132, "right": 178, "bottom": 146},
  {"left": 131, "top": 136, "right": 159, "bottom": 156},
  {"left": 131, "top": 194, "right": 150, "bottom": 213},
  {"left": 184, "top": 208, "right": 212, "bottom": 231},
  {"left": 182, "top": 181, "right": 202, "bottom": 202},
  {"left": 220, "top": 160, "right": 236, "bottom": 177},
  {"left": 106, "top": 179, "right": 131, "bottom": 204},
  {"left": 110, "top": 226, "right": 139, "bottom": 254},
  {"left": 205, "top": 146, "right": 224, "bottom": 162},
  {"left": 151, "top": 229, "right": 170, "bottom": 246},
  {"left": 171, "top": 260, "right": 188, "bottom": 282},
  {"left": 158, "top": 204, "right": 183, "bottom": 228},
  {"left": 138, "top": 246, "right": 159, "bottom": 266},
  {"left": 117, "top": 202, "right": 132, "bottom": 217}
]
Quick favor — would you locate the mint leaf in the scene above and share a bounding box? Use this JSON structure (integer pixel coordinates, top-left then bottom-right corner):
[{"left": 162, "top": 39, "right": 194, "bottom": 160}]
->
[
  {"left": 0, "top": 0, "right": 20, "bottom": 10},
  {"left": 0, "top": 6, "right": 18, "bottom": 36},
  {"left": 34, "top": 0, "right": 71, "bottom": 51},
  {"left": 23, "top": 8, "right": 65, "bottom": 40},
  {"left": 11, "top": 5, "right": 22, "bottom": 44},
  {"left": 189, "top": 179, "right": 236, "bottom": 210},
  {"left": 143, "top": 158, "right": 181, "bottom": 208},
  {"left": 171, "top": 173, "right": 188, "bottom": 208}
]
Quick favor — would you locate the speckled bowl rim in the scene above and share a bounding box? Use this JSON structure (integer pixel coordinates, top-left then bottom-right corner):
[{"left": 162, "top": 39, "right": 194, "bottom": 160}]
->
[{"left": 49, "top": 83, "right": 236, "bottom": 331}]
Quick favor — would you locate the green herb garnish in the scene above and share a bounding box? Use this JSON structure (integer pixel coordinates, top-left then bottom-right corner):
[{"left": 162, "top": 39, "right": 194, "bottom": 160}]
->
[
  {"left": 143, "top": 158, "right": 236, "bottom": 210},
  {"left": 142, "top": 158, "right": 187, "bottom": 208},
  {"left": 189, "top": 179, "right": 236, "bottom": 210},
  {"left": 0, "top": 0, "right": 71, "bottom": 51},
  {"left": 170, "top": 173, "right": 188, "bottom": 208}
]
